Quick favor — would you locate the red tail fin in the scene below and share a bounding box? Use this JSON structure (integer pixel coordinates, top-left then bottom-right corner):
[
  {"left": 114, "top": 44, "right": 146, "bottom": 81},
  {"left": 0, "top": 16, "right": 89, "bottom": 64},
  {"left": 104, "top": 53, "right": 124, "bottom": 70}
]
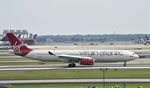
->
[{"left": 6, "top": 33, "right": 32, "bottom": 56}]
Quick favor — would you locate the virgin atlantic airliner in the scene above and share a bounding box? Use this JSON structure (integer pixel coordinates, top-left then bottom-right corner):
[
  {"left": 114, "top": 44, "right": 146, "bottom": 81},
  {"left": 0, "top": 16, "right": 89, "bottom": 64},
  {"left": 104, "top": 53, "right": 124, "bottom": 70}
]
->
[{"left": 7, "top": 33, "right": 139, "bottom": 67}]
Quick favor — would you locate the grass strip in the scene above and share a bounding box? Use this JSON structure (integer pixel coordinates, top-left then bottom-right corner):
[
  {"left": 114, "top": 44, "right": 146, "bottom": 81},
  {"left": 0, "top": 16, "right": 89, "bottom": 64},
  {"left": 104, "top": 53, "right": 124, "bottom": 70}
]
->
[
  {"left": 0, "top": 83, "right": 149, "bottom": 88},
  {"left": 0, "top": 69, "right": 150, "bottom": 80}
]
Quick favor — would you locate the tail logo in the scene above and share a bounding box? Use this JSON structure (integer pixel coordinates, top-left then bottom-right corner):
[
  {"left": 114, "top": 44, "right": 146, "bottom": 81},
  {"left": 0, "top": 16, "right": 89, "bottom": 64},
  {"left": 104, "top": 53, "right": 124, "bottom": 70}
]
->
[{"left": 12, "top": 41, "right": 24, "bottom": 51}]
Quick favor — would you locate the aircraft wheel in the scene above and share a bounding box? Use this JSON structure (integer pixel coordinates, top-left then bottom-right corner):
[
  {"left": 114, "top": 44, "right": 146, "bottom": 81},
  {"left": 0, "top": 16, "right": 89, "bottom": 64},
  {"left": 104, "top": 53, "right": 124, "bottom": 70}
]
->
[
  {"left": 68, "top": 63, "right": 76, "bottom": 67},
  {"left": 68, "top": 64, "right": 71, "bottom": 67},
  {"left": 72, "top": 63, "right": 76, "bottom": 67}
]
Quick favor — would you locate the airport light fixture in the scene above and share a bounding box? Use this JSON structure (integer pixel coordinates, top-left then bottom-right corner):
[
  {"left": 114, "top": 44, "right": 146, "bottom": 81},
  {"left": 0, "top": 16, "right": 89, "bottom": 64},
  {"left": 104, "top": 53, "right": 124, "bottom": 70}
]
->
[{"left": 100, "top": 68, "right": 108, "bottom": 88}]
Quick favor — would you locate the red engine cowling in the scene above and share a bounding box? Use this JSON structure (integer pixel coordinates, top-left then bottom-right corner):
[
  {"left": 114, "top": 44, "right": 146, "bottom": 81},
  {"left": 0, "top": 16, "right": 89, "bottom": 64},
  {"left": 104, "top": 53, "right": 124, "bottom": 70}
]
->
[{"left": 80, "top": 59, "right": 94, "bottom": 65}]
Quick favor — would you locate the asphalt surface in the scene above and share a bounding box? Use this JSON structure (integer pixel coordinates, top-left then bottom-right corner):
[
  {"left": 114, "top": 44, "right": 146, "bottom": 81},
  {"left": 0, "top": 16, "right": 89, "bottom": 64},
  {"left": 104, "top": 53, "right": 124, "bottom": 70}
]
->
[
  {"left": 0, "top": 56, "right": 24, "bottom": 59},
  {"left": 1, "top": 58, "right": 150, "bottom": 71},
  {"left": 0, "top": 79, "right": 150, "bottom": 84},
  {"left": 0, "top": 61, "right": 39, "bottom": 63},
  {"left": 1, "top": 66, "right": 150, "bottom": 71}
]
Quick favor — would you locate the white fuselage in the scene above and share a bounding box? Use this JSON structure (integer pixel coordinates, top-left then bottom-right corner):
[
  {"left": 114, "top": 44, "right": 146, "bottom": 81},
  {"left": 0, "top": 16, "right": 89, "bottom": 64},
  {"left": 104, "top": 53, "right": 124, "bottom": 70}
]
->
[{"left": 24, "top": 50, "right": 138, "bottom": 63}]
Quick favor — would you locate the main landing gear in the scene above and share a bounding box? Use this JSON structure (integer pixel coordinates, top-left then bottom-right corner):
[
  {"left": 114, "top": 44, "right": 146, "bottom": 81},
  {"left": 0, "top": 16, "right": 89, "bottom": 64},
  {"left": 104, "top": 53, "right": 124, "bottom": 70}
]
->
[
  {"left": 124, "top": 61, "right": 127, "bottom": 67},
  {"left": 68, "top": 63, "right": 76, "bottom": 67}
]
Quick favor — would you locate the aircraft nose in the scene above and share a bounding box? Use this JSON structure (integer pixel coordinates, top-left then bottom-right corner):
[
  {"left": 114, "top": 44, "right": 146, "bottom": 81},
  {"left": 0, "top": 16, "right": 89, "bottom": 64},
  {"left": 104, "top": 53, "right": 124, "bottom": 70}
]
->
[
  {"left": 129, "top": 54, "right": 139, "bottom": 59},
  {"left": 133, "top": 54, "right": 139, "bottom": 58}
]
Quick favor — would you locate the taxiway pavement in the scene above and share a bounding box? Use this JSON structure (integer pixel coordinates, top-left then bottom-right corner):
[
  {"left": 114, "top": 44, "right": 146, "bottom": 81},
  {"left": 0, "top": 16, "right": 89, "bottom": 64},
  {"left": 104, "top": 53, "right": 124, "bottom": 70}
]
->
[
  {"left": 1, "top": 66, "right": 150, "bottom": 71},
  {"left": 0, "top": 79, "right": 150, "bottom": 84}
]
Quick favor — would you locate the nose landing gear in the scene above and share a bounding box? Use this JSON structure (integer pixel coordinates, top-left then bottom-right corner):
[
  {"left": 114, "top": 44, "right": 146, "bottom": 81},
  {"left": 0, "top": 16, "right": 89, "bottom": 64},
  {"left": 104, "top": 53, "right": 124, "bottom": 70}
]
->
[{"left": 124, "top": 61, "right": 127, "bottom": 67}]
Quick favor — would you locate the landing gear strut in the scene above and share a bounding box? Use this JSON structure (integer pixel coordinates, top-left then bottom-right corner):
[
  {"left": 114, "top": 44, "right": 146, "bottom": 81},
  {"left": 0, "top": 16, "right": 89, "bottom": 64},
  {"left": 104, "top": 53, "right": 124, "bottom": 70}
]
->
[
  {"left": 124, "top": 61, "right": 127, "bottom": 67},
  {"left": 68, "top": 63, "right": 76, "bottom": 67}
]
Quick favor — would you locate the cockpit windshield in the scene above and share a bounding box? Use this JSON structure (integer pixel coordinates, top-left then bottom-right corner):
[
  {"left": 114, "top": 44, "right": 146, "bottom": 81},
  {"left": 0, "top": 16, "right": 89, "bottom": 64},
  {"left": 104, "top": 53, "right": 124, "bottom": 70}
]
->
[{"left": 131, "top": 52, "right": 136, "bottom": 56}]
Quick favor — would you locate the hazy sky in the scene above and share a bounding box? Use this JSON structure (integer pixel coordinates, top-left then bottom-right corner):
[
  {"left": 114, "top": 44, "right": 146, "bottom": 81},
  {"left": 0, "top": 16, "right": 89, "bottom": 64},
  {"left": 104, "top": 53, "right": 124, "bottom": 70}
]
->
[{"left": 0, "top": 0, "right": 150, "bottom": 35}]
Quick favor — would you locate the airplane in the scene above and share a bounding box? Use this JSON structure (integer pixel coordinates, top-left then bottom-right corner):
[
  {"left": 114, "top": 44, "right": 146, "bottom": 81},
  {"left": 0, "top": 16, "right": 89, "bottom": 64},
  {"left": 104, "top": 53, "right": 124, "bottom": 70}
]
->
[
  {"left": 143, "top": 35, "right": 150, "bottom": 45},
  {"left": 0, "top": 34, "right": 21, "bottom": 45},
  {"left": 6, "top": 33, "right": 139, "bottom": 67},
  {"left": 0, "top": 35, "right": 9, "bottom": 45},
  {"left": 134, "top": 35, "right": 150, "bottom": 45},
  {"left": 21, "top": 34, "right": 37, "bottom": 45},
  {"left": 134, "top": 36, "right": 145, "bottom": 44},
  {"left": 0, "top": 33, "right": 37, "bottom": 45}
]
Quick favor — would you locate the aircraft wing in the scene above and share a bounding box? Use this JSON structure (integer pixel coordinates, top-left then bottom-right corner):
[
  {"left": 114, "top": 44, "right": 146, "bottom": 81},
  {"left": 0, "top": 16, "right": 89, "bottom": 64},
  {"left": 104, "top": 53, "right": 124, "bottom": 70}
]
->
[
  {"left": 58, "top": 54, "right": 92, "bottom": 60},
  {"left": 48, "top": 51, "right": 92, "bottom": 63},
  {"left": 57, "top": 54, "right": 94, "bottom": 65}
]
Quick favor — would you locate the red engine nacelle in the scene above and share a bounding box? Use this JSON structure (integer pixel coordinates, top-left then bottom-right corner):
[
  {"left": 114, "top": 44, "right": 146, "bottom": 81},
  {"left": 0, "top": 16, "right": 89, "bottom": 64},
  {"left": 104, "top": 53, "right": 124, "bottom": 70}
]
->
[{"left": 80, "top": 59, "right": 94, "bottom": 65}]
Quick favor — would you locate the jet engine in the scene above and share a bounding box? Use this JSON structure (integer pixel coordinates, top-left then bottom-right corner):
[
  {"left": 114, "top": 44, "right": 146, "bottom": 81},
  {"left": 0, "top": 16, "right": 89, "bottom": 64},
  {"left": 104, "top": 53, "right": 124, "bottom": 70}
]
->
[{"left": 80, "top": 59, "right": 94, "bottom": 65}]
